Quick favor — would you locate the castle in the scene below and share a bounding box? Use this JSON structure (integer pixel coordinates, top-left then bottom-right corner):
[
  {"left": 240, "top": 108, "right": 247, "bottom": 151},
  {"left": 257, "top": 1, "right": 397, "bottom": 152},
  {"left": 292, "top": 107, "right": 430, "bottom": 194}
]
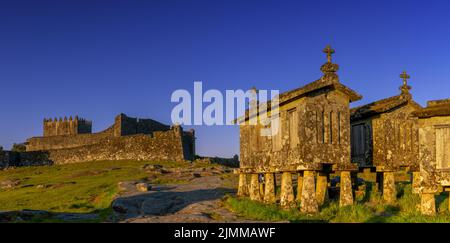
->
[{"left": 23, "top": 113, "right": 195, "bottom": 164}]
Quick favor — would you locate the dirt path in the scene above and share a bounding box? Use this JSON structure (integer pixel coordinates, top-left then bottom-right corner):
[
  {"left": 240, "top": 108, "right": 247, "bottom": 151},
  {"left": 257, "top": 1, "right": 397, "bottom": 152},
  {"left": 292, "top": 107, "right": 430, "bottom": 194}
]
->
[{"left": 112, "top": 174, "right": 258, "bottom": 223}]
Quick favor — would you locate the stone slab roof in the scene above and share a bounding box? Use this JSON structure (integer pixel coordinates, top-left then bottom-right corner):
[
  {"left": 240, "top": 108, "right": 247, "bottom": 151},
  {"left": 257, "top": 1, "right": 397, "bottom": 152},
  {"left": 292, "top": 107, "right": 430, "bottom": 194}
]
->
[
  {"left": 235, "top": 78, "right": 362, "bottom": 124},
  {"left": 280, "top": 78, "right": 362, "bottom": 104},
  {"left": 413, "top": 98, "right": 450, "bottom": 118},
  {"left": 351, "top": 94, "right": 421, "bottom": 121}
]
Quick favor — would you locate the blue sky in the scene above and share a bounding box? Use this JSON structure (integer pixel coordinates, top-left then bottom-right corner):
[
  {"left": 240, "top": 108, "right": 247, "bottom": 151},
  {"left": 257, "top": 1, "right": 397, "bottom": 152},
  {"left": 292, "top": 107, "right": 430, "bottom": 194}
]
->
[{"left": 0, "top": 0, "right": 449, "bottom": 157}]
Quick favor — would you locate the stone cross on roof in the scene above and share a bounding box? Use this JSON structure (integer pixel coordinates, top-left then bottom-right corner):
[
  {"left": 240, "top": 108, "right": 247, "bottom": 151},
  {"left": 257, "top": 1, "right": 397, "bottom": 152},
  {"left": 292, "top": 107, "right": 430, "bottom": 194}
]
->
[
  {"left": 400, "top": 71, "right": 410, "bottom": 86},
  {"left": 399, "top": 71, "right": 412, "bottom": 95},
  {"left": 320, "top": 45, "right": 339, "bottom": 77},
  {"left": 323, "top": 45, "right": 335, "bottom": 63}
]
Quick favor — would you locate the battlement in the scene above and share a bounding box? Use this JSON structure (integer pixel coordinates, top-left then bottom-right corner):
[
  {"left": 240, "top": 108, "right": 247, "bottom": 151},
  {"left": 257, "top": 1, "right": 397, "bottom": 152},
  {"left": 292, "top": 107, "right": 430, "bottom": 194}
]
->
[{"left": 43, "top": 116, "right": 92, "bottom": 137}]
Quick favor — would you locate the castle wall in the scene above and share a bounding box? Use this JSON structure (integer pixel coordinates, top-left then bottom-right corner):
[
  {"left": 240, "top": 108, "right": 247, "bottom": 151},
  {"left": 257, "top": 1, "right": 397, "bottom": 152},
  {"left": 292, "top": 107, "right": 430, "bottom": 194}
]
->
[
  {"left": 22, "top": 114, "right": 195, "bottom": 165},
  {"left": 27, "top": 114, "right": 172, "bottom": 152},
  {"left": 114, "top": 113, "right": 170, "bottom": 136},
  {"left": 47, "top": 129, "right": 187, "bottom": 164},
  {"left": 0, "top": 150, "right": 52, "bottom": 169},
  {"left": 26, "top": 126, "right": 114, "bottom": 151}
]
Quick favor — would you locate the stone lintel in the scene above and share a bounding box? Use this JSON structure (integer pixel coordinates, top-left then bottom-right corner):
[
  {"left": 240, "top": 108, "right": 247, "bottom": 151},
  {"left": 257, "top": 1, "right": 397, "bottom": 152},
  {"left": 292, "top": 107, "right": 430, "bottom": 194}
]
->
[
  {"left": 375, "top": 166, "right": 397, "bottom": 172},
  {"left": 358, "top": 166, "right": 377, "bottom": 173},
  {"left": 406, "top": 165, "right": 420, "bottom": 172},
  {"left": 332, "top": 163, "right": 359, "bottom": 172},
  {"left": 235, "top": 164, "right": 322, "bottom": 174},
  {"left": 421, "top": 188, "right": 439, "bottom": 194}
]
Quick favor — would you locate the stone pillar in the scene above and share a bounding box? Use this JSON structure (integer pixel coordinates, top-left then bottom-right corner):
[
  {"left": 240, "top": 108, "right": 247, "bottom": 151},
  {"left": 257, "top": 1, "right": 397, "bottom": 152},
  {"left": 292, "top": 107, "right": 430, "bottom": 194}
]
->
[
  {"left": 339, "top": 171, "right": 353, "bottom": 207},
  {"left": 300, "top": 171, "right": 318, "bottom": 214},
  {"left": 296, "top": 172, "right": 303, "bottom": 202},
  {"left": 249, "top": 173, "right": 262, "bottom": 201},
  {"left": 280, "top": 172, "right": 295, "bottom": 209},
  {"left": 420, "top": 193, "right": 436, "bottom": 216},
  {"left": 264, "top": 173, "right": 276, "bottom": 204},
  {"left": 316, "top": 172, "right": 328, "bottom": 206},
  {"left": 411, "top": 172, "right": 421, "bottom": 194},
  {"left": 259, "top": 180, "right": 265, "bottom": 197},
  {"left": 383, "top": 172, "right": 396, "bottom": 204},
  {"left": 237, "top": 173, "right": 248, "bottom": 197}
]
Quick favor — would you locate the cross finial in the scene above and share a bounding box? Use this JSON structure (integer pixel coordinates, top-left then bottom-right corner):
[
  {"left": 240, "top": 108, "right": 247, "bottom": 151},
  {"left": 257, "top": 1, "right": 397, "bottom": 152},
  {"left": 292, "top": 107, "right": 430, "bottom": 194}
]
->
[
  {"left": 323, "top": 45, "right": 335, "bottom": 63},
  {"left": 400, "top": 71, "right": 410, "bottom": 86}
]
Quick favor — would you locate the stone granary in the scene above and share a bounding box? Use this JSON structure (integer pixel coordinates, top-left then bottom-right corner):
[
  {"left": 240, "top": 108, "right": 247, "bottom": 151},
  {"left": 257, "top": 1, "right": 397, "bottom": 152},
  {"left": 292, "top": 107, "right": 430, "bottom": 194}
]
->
[
  {"left": 236, "top": 45, "right": 362, "bottom": 213},
  {"left": 412, "top": 99, "right": 450, "bottom": 215},
  {"left": 25, "top": 113, "right": 195, "bottom": 164},
  {"left": 350, "top": 72, "right": 422, "bottom": 203}
]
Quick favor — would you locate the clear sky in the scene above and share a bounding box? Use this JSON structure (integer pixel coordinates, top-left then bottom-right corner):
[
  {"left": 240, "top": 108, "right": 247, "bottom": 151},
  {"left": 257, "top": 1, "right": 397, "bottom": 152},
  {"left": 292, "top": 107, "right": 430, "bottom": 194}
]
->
[{"left": 0, "top": 0, "right": 449, "bottom": 157}]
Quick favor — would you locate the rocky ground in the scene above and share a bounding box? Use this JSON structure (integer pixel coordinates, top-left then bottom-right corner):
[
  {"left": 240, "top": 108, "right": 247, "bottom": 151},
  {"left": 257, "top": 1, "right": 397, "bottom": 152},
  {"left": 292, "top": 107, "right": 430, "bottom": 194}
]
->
[
  {"left": 111, "top": 164, "right": 259, "bottom": 223},
  {"left": 0, "top": 161, "right": 257, "bottom": 223}
]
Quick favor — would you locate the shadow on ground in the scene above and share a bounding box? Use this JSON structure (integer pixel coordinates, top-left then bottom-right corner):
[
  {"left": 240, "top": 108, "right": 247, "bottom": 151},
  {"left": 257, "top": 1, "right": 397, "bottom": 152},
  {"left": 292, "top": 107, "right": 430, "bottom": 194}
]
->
[{"left": 111, "top": 186, "right": 236, "bottom": 221}]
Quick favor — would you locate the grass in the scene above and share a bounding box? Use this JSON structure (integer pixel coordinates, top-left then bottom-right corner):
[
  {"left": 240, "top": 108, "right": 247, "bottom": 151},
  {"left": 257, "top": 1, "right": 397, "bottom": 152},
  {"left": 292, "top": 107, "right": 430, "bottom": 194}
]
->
[
  {"left": 0, "top": 160, "right": 190, "bottom": 220},
  {"left": 225, "top": 183, "right": 450, "bottom": 223}
]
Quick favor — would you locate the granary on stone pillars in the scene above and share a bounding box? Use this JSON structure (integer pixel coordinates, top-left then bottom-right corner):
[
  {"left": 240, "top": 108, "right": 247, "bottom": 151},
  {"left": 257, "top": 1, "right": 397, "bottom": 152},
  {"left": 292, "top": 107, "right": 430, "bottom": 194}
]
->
[
  {"left": 412, "top": 99, "right": 450, "bottom": 215},
  {"left": 350, "top": 72, "right": 422, "bottom": 203},
  {"left": 235, "top": 45, "right": 362, "bottom": 214}
]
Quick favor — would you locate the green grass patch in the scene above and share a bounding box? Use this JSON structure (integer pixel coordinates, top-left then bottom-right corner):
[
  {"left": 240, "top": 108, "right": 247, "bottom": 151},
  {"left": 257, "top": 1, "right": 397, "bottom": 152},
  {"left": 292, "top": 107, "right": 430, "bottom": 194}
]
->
[
  {"left": 225, "top": 183, "right": 450, "bottom": 223},
  {"left": 0, "top": 160, "right": 187, "bottom": 216}
]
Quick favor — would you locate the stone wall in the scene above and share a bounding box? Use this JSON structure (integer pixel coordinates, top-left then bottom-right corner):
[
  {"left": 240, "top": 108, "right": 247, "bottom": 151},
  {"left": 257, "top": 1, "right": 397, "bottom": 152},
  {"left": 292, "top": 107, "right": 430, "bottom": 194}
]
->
[
  {"left": 47, "top": 129, "right": 188, "bottom": 164},
  {"left": 23, "top": 113, "right": 195, "bottom": 165},
  {"left": 3, "top": 126, "right": 194, "bottom": 168},
  {"left": 0, "top": 150, "right": 52, "bottom": 169},
  {"left": 27, "top": 113, "right": 175, "bottom": 152},
  {"left": 417, "top": 115, "right": 450, "bottom": 193},
  {"left": 350, "top": 93, "right": 421, "bottom": 172},
  {"left": 240, "top": 87, "right": 354, "bottom": 173},
  {"left": 195, "top": 155, "right": 240, "bottom": 168},
  {"left": 27, "top": 128, "right": 114, "bottom": 151},
  {"left": 372, "top": 105, "right": 420, "bottom": 171},
  {"left": 113, "top": 113, "right": 170, "bottom": 136}
]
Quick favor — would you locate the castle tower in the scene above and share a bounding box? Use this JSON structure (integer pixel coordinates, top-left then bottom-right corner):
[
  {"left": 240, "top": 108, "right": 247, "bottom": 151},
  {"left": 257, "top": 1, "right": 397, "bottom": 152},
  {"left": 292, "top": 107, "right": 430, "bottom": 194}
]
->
[{"left": 43, "top": 116, "right": 92, "bottom": 137}]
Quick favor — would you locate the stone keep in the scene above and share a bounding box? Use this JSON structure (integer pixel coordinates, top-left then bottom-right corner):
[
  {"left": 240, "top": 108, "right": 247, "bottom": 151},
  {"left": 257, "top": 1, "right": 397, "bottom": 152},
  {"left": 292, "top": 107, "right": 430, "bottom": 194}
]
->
[
  {"left": 350, "top": 72, "right": 422, "bottom": 201},
  {"left": 26, "top": 113, "right": 196, "bottom": 164},
  {"left": 43, "top": 116, "right": 92, "bottom": 136},
  {"left": 236, "top": 46, "right": 362, "bottom": 213},
  {"left": 413, "top": 99, "right": 450, "bottom": 215}
]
